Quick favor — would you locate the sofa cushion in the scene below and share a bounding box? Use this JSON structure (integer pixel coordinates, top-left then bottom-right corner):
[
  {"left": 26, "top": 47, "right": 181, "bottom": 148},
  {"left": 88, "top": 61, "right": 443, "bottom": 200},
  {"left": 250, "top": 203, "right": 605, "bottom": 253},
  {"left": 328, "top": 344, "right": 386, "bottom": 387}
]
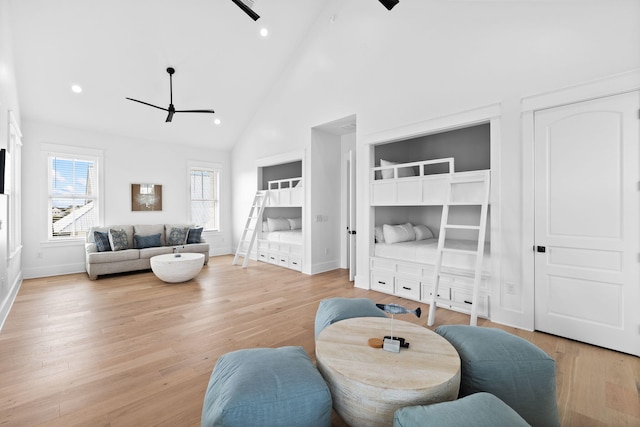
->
[
  {"left": 139, "top": 246, "right": 173, "bottom": 259},
  {"left": 134, "top": 224, "right": 166, "bottom": 246},
  {"left": 94, "top": 231, "right": 112, "bottom": 252},
  {"left": 87, "top": 249, "right": 140, "bottom": 264},
  {"left": 187, "top": 227, "right": 203, "bottom": 244},
  {"left": 109, "top": 228, "right": 129, "bottom": 251},
  {"left": 134, "top": 233, "right": 162, "bottom": 249}
]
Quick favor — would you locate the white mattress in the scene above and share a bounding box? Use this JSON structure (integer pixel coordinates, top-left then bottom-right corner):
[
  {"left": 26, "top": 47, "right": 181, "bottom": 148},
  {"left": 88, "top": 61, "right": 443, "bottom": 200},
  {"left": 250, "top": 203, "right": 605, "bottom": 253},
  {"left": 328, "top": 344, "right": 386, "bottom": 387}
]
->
[
  {"left": 262, "top": 230, "right": 303, "bottom": 244},
  {"left": 374, "top": 238, "right": 490, "bottom": 271}
]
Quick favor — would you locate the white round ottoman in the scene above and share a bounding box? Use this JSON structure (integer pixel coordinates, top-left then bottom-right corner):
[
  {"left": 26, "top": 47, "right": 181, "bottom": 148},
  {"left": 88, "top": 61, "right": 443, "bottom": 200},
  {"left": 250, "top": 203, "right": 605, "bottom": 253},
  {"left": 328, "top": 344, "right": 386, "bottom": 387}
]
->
[{"left": 150, "top": 253, "right": 205, "bottom": 283}]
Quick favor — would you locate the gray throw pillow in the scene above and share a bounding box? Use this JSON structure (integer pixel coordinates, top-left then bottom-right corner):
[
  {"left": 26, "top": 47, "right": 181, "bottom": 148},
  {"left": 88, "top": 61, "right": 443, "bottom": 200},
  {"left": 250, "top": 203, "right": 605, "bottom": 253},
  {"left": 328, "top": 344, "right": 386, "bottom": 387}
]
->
[
  {"left": 167, "top": 226, "right": 189, "bottom": 245},
  {"left": 108, "top": 228, "right": 129, "bottom": 251}
]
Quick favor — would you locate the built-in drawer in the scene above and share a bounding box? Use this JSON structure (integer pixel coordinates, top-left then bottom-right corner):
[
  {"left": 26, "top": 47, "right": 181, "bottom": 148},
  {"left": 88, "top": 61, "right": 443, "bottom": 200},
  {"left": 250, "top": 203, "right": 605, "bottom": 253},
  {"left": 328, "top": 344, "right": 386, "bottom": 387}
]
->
[
  {"left": 278, "top": 255, "right": 289, "bottom": 267},
  {"left": 267, "top": 253, "right": 278, "bottom": 265},
  {"left": 421, "top": 284, "right": 451, "bottom": 303},
  {"left": 258, "top": 251, "right": 268, "bottom": 263},
  {"left": 451, "top": 289, "right": 489, "bottom": 317},
  {"left": 370, "top": 257, "right": 396, "bottom": 273},
  {"left": 395, "top": 278, "right": 420, "bottom": 300},
  {"left": 289, "top": 257, "right": 302, "bottom": 272},
  {"left": 371, "top": 272, "right": 394, "bottom": 294}
]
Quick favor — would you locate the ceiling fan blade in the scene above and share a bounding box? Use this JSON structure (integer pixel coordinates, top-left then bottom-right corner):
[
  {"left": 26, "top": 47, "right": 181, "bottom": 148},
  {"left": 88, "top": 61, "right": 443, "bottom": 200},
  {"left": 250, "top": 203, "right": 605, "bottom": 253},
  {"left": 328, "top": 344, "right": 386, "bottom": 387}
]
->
[
  {"left": 231, "top": 0, "right": 260, "bottom": 20},
  {"left": 126, "top": 97, "right": 168, "bottom": 112},
  {"left": 165, "top": 110, "right": 175, "bottom": 122},
  {"left": 175, "top": 109, "right": 216, "bottom": 114}
]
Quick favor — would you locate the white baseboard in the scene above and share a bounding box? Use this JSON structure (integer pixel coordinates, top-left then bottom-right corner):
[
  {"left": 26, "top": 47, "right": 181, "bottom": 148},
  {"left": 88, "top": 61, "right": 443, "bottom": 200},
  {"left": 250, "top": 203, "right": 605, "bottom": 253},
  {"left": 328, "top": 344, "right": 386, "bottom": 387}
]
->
[
  {"left": 23, "top": 262, "right": 86, "bottom": 280},
  {"left": 0, "top": 272, "right": 23, "bottom": 332},
  {"left": 309, "top": 259, "right": 340, "bottom": 275}
]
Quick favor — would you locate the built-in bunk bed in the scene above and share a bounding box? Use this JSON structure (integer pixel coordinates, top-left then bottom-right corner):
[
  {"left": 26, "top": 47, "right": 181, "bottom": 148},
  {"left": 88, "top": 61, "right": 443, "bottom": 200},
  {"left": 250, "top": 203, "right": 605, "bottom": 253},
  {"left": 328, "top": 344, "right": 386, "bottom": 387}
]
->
[
  {"left": 369, "top": 123, "right": 492, "bottom": 318},
  {"left": 256, "top": 160, "right": 304, "bottom": 272}
]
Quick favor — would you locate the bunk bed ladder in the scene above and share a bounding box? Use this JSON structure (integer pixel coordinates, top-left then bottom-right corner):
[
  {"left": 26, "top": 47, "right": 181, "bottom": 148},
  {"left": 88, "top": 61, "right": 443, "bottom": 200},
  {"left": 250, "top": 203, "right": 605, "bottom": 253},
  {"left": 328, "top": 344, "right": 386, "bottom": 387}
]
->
[
  {"left": 427, "top": 171, "right": 490, "bottom": 327},
  {"left": 232, "top": 190, "right": 268, "bottom": 268}
]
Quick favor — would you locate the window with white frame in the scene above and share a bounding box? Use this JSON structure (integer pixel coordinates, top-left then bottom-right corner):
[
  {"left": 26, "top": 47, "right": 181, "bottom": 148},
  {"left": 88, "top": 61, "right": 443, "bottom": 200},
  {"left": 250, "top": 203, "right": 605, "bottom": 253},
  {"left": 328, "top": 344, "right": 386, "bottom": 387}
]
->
[
  {"left": 189, "top": 166, "right": 219, "bottom": 231},
  {"left": 46, "top": 147, "right": 102, "bottom": 240}
]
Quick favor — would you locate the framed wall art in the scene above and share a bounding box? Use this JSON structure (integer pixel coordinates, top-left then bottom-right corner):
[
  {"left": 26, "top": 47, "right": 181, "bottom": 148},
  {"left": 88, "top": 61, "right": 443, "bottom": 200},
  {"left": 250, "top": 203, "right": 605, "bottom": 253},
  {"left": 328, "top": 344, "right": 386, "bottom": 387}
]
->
[{"left": 131, "top": 183, "right": 162, "bottom": 211}]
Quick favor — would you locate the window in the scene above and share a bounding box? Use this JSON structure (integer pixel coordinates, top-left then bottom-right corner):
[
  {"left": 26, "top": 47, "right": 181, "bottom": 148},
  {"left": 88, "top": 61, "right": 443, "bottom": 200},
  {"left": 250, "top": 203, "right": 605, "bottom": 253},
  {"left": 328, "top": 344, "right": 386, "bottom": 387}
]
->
[
  {"left": 190, "top": 166, "right": 219, "bottom": 231},
  {"left": 46, "top": 146, "right": 102, "bottom": 240}
]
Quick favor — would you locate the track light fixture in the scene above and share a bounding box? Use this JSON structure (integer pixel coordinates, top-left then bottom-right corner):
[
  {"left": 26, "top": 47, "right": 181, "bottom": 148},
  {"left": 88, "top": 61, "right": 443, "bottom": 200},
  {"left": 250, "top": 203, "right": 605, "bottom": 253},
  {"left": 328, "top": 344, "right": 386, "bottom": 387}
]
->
[
  {"left": 379, "top": 0, "right": 399, "bottom": 10},
  {"left": 231, "top": 0, "right": 260, "bottom": 21}
]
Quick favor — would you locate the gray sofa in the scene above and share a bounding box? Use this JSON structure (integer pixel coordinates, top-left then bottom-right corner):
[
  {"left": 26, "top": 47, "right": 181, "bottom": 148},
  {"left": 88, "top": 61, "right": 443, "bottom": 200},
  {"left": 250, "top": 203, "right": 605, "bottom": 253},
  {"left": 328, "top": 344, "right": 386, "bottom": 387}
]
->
[{"left": 85, "top": 224, "right": 210, "bottom": 280}]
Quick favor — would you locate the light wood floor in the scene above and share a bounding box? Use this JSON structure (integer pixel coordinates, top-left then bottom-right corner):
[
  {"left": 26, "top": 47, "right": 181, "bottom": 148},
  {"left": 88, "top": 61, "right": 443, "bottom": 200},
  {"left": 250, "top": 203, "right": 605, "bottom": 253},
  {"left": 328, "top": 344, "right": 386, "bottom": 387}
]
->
[{"left": 1, "top": 255, "right": 638, "bottom": 426}]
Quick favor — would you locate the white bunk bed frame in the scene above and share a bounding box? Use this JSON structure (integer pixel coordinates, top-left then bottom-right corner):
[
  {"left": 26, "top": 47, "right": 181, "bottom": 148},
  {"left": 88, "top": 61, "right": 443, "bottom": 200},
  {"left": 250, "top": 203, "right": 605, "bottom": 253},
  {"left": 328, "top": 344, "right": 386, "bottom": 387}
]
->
[
  {"left": 256, "top": 177, "right": 304, "bottom": 272},
  {"left": 265, "top": 176, "right": 303, "bottom": 207},
  {"left": 369, "top": 157, "right": 491, "bottom": 319}
]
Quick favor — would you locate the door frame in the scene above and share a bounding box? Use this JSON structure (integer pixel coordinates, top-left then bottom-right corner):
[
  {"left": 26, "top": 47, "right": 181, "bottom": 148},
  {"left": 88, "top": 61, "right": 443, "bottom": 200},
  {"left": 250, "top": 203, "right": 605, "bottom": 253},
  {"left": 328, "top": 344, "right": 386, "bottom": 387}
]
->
[{"left": 521, "top": 69, "right": 640, "bottom": 330}]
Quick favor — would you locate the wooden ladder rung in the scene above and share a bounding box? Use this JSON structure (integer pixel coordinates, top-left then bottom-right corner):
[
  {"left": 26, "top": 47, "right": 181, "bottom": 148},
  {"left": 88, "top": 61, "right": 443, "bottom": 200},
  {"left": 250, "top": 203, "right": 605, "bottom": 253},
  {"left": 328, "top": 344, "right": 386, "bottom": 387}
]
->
[
  {"left": 444, "top": 224, "right": 481, "bottom": 230},
  {"left": 441, "top": 248, "right": 477, "bottom": 255}
]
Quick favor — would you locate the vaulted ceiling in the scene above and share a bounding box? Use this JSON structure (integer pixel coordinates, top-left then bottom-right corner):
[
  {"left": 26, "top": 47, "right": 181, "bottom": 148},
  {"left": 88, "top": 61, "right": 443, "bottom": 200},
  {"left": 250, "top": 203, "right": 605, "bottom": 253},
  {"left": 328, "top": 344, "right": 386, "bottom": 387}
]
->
[{"left": 10, "top": 0, "right": 332, "bottom": 150}]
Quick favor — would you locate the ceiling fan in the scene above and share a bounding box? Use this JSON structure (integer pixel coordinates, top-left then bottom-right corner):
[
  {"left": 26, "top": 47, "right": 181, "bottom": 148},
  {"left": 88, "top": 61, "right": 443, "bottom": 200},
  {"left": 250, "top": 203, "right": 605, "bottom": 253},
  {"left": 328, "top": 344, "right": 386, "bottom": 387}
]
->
[{"left": 126, "top": 67, "right": 215, "bottom": 123}]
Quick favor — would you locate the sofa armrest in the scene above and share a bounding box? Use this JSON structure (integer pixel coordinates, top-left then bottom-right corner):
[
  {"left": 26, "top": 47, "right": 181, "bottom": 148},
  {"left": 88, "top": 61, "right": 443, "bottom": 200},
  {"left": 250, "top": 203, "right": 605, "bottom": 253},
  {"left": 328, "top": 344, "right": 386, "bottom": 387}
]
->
[{"left": 86, "top": 242, "right": 98, "bottom": 254}]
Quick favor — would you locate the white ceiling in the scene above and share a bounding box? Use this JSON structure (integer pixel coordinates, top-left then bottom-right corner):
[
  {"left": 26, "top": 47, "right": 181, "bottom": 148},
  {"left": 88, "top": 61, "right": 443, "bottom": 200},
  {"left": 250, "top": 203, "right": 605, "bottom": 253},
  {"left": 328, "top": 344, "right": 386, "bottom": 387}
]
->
[{"left": 9, "top": 0, "right": 332, "bottom": 150}]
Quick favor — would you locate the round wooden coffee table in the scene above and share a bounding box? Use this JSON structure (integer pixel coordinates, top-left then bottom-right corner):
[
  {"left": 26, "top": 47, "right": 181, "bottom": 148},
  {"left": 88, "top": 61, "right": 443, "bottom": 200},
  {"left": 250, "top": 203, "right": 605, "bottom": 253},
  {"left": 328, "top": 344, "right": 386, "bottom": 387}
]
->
[
  {"left": 315, "top": 317, "right": 460, "bottom": 427},
  {"left": 150, "top": 253, "right": 205, "bottom": 283}
]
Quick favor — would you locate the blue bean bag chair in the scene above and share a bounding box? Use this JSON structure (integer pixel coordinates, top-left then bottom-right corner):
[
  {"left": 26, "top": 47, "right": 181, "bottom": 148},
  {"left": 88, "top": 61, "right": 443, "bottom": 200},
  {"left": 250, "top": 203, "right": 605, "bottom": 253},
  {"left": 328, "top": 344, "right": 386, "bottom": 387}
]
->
[
  {"left": 202, "top": 346, "right": 332, "bottom": 427},
  {"left": 394, "top": 392, "right": 530, "bottom": 427},
  {"left": 435, "top": 325, "right": 559, "bottom": 427},
  {"left": 314, "top": 297, "right": 387, "bottom": 339}
]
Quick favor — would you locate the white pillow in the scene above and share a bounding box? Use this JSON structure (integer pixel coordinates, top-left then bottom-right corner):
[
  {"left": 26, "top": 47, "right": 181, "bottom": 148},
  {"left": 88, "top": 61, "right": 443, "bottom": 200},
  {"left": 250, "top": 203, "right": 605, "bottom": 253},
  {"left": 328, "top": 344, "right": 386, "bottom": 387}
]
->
[
  {"left": 380, "top": 159, "right": 416, "bottom": 179},
  {"left": 413, "top": 224, "right": 434, "bottom": 240},
  {"left": 383, "top": 223, "right": 416, "bottom": 244},
  {"left": 267, "top": 217, "right": 290, "bottom": 232},
  {"left": 288, "top": 217, "right": 302, "bottom": 230},
  {"left": 374, "top": 226, "right": 385, "bottom": 243}
]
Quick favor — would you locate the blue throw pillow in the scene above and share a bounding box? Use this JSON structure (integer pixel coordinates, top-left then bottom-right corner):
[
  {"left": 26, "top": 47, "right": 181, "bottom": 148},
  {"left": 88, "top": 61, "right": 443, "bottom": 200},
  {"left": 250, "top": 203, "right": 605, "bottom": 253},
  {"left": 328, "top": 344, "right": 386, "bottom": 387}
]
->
[
  {"left": 134, "top": 233, "right": 162, "bottom": 249},
  {"left": 167, "top": 226, "right": 189, "bottom": 245},
  {"left": 94, "top": 231, "right": 112, "bottom": 252},
  {"left": 187, "top": 227, "right": 203, "bottom": 244}
]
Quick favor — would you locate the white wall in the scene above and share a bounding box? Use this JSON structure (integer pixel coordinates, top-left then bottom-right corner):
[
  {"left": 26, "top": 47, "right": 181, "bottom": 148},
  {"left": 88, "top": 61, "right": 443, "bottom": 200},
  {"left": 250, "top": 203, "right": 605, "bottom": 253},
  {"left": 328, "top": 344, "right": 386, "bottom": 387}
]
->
[
  {"left": 308, "top": 128, "right": 342, "bottom": 273},
  {"left": 230, "top": 0, "right": 640, "bottom": 329},
  {"left": 21, "top": 119, "right": 232, "bottom": 279},
  {"left": 0, "top": 0, "right": 23, "bottom": 328}
]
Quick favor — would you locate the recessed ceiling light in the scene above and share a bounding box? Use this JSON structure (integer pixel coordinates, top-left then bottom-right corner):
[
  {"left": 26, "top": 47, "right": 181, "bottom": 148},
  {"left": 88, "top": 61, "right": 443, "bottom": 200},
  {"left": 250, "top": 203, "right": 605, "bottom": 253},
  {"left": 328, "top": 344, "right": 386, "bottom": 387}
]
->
[
  {"left": 214, "top": 118, "right": 222, "bottom": 125},
  {"left": 259, "top": 27, "right": 269, "bottom": 38},
  {"left": 71, "top": 84, "right": 83, "bottom": 94}
]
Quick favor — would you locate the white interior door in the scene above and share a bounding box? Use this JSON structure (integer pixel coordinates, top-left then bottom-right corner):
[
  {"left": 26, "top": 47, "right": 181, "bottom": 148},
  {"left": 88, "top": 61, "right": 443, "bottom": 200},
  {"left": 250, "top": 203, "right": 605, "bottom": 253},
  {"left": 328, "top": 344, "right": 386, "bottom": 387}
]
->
[
  {"left": 534, "top": 91, "right": 640, "bottom": 356},
  {"left": 348, "top": 149, "right": 356, "bottom": 281}
]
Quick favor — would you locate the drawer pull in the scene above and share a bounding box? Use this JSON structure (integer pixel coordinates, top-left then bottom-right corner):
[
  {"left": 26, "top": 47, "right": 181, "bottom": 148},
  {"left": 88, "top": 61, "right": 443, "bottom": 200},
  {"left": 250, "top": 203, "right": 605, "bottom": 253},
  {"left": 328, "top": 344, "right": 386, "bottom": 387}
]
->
[
  {"left": 378, "top": 281, "right": 386, "bottom": 285},
  {"left": 464, "top": 300, "right": 473, "bottom": 305},
  {"left": 281, "top": 259, "right": 286, "bottom": 262},
  {"left": 402, "top": 286, "right": 412, "bottom": 290},
  {"left": 292, "top": 261, "right": 298, "bottom": 265}
]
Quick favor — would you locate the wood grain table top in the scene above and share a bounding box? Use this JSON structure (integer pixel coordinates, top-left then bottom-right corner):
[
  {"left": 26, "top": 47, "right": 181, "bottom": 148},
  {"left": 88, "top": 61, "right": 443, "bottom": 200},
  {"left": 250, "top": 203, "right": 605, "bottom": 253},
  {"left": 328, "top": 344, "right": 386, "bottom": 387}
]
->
[{"left": 316, "top": 317, "right": 461, "bottom": 392}]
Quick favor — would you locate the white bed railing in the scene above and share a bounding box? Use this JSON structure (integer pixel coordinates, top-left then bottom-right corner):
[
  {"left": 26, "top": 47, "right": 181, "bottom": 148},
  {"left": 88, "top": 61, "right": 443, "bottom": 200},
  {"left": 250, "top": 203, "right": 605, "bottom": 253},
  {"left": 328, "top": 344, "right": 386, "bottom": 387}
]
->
[
  {"left": 371, "top": 157, "right": 455, "bottom": 181},
  {"left": 268, "top": 177, "right": 302, "bottom": 190}
]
